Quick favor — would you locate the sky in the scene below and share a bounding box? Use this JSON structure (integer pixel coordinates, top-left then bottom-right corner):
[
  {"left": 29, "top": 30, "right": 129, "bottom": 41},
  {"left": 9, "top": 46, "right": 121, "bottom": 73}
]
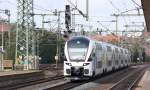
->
[{"left": 0, "top": 0, "right": 145, "bottom": 35}]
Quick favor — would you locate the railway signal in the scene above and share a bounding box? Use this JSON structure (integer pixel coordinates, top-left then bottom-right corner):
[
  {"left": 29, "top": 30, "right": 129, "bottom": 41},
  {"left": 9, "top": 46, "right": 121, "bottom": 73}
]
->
[
  {"left": 63, "top": 30, "right": 72, "bottom": 39},
  {"left": 65, "top": 5, "right": 71, "bottom": 31}
]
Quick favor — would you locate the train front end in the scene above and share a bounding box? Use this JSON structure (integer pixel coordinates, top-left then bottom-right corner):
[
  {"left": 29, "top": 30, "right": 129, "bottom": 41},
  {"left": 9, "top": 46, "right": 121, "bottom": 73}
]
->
[{"left": 64, "top": 37, "right": 94, "bottom": 80}]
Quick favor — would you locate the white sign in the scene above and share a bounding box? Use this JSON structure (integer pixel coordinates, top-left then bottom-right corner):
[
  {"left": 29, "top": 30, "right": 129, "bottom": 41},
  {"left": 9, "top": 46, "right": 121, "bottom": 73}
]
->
[
  {"left": 0, "top": 46, "right": 4, "bottom": 53},
  {"left": 55, "top": 56, "right": 58, "bottom": 60}
]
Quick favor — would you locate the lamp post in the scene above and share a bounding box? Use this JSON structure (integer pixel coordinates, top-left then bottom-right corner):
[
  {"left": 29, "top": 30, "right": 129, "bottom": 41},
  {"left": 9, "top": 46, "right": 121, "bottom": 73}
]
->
[
  {"left": 55, "top": 11, "right": 61, "bottom": 69},
  {"left": 0, "top": 23, "right": 4, "bottom": 71}
]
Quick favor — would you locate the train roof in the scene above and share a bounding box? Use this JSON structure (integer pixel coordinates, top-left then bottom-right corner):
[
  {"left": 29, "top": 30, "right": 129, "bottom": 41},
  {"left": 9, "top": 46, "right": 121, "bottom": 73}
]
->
[{"left": 69, "top": 36, "right": 128, "bottom": 50}]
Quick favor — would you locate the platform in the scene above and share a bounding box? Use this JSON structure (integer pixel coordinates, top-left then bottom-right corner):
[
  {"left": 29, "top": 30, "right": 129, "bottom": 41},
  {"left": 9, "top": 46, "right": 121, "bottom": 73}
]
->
[
  {"left": 0, "top": 70, "right": 44, "bottom": 88},
  {"left": 0, "top": 70, "right": 40, "bottom": 76},
  {"left": 134, "top": 67, "right": 150, "bottom": 90}
]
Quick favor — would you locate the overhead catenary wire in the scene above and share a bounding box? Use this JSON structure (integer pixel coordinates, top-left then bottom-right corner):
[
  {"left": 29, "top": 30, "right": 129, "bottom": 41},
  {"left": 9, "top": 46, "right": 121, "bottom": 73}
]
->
[
  {"left": 3, "top": 0, "right": 16, "bottom": 6},
  {"left": 34, "top": 4, "right": 54, "bottom": 13},
  {"left": 120, "top": 7, "right": 142, "bottom": 14},
  {"left": 107, "top": 0, "right": 128, "bottom": 27},
  {"left": 107, "top": 0, "right": 120, "bottom": 12},
  {"left": 122, "top": 1, "right": 131, "bottom": 29},
  {"left": 2, "top": 0, "right": 57, "bottom": 14},
  {"left": 130, "top": 0, "right": 143, "bottom": 25},
  {"left": 67, "top": 0, "right": 87, "bottom": 18},
  {"left": 97, "top": 21, "right": 115, "bottom": 34},
  {"left": 131, "top": 0, "right": 141, "bottom": 8}
]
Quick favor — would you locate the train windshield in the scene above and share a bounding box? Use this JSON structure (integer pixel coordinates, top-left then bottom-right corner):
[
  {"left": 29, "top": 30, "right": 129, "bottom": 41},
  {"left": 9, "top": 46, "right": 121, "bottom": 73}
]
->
[{"left": 67, "top": 37, "right": 89, "bottom": 61}]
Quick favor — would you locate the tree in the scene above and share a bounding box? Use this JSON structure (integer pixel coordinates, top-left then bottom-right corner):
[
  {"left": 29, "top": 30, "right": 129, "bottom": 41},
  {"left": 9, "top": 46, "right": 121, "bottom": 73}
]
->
[{"left": 37, "top": 30, "right": 65, "bottom": 64}]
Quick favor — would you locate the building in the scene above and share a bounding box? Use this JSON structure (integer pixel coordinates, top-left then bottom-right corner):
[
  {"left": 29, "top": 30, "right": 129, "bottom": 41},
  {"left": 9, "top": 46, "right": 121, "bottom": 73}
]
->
[{"left": 0, "top": 23, "right": 12, "bottom": 32}]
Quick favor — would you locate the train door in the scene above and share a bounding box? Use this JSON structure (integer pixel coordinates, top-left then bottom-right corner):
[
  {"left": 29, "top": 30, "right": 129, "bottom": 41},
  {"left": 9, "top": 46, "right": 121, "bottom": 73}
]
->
[
  {"left": 102, "top": 45, "right": 107, "bottom": 73},
  {"left": 94, "top": 43, "right": 99, "bottom": 75},
  {"left": 106, "top": 46, "right": 113, "bottom": 71},
  {"left": 95, "top": 43, "right": 103, "bottom": 75},
  {"left": 115, "top": 48, "right": 119, "bottom": 69},
  {"left": 112, "top": 48, "right": 115, "bottom": 70},
  {"left": 90, "top": 48, "right": 96, "bottom": 76},
  {"left": 92, "top": 52, "right": 96, "bottom": 75}
]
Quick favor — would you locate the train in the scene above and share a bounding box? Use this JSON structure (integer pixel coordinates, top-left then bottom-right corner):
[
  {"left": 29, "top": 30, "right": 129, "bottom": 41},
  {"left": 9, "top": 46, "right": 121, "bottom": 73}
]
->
[{"left": 64, "top": 36, "right": 131, "bottom": 80}]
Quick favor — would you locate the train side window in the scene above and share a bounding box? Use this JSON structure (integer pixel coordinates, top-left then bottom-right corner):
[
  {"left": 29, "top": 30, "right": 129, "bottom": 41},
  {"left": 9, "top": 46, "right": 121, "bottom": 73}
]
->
[
  {"left": 93, "top": 53, "right": 95, "bottom": 57},
  {"left": 120, "top": 49, "right": 123, "bottom": 53},
  {"left": 121, "top": 60, "right": 123, "bottom": 64},
  {"left": 107, "top": 46, "right": 112, "bottom": 52},
  {"left": 125, "top": 60, "right": 127, "bottom": 63},
  {"left": 98, "top": 44, "right": 102, "bottom": 50},
  {"left": 97, "top": 61, "right": 102, "bottom": 68},
  {"left": 119, "top": 55, "right": 121, "bottom": 59},
  {"left": 96, "top": 43, "right": 102, "bottom": 50},
  {"left": 115, "top": 60, "right": 118, "bottom": 65},
  {"left": 125, "top": 50, "right": 127, "bottom": 54},
  {"left": 115, "top": 48, "right": 118, "bottom": 53},
  {"left": 107, "top": 61, "right": 112, "bottom": 66}
]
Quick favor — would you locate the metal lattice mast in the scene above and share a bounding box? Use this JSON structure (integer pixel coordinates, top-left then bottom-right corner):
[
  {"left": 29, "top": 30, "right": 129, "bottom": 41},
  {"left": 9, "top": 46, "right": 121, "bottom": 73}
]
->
[{"left": 15, "top": 0, "right": 35, "bottom": 70}]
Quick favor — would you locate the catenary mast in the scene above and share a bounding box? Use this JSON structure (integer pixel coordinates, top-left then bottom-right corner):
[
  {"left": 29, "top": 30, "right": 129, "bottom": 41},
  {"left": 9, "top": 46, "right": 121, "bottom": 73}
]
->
[{"left": 15, "top": 0, "right": 35, "bottom": 70}]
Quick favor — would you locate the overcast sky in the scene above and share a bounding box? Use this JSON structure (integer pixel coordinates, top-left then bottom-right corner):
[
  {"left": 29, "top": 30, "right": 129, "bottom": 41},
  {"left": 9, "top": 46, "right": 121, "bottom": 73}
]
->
[{"left": 0, "top": 0, "right": 145, "bottom": 34}]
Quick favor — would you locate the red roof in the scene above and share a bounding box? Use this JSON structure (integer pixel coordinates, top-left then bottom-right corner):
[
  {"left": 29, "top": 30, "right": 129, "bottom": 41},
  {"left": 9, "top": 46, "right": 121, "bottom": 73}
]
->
[
  {"left": 0, "top": 23, "right": 12, "bottom": 32},
  {"left": 89, "top": 35, "right": 122, "bottom": 43}
]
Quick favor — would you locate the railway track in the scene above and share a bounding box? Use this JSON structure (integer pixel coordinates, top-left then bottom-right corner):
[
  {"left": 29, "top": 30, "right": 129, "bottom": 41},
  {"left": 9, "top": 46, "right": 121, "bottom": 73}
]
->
[
  {"left": 45, "top": 66, "right": 134, "bottom": 90},
  {"left": 44, "top": 81, "right": 86, "bottom": 90},
  {"left": 108, "top": 65, "right": 148, "bottom": 90},
  {"left": 46, "top": 64, "right": 148, "bottom": 90},
  {"left": 3, "top": 64, "right": 146, "bottom": 90},
  {"left": 1, "top": 75, "right": 64, "bottom": 90}
]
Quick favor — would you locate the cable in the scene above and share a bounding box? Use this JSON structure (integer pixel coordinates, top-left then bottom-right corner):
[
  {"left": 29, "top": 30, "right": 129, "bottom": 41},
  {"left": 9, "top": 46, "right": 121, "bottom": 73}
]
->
[
  {"left": 131, "top": 0, "right": 141, "bottom": 8},
  {"left": 3, "top": 0, "right": 55, "bottom": 13},
  {"left": 67, "top": 0, "right": 86, "bottom": 17},
  {"left": 4, "top": 0, "right": 16, "bottom": 6},
  {"left": 120, "top": 7, "right": 142, "bottom": 14},
  {"left": 34, "top": 4, "right": 54, "bottom": 13},
  {"left": 107, "top": 0, "right": 128, "bottom": 28},
  {"left": 97, "top": 21, "right": 114, "bottom": 34},
  {"left": 121, "top": 1, "right": 131, "bottom": 29},
  {"left": 107, "top": 0, "right": 120, "bottom": 12}
]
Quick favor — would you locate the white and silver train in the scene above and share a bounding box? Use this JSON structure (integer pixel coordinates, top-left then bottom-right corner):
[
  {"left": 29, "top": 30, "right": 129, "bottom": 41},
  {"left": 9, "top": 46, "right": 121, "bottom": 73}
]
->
[{"left": 64, "top": 36, "right": 131, "bottom": 80}]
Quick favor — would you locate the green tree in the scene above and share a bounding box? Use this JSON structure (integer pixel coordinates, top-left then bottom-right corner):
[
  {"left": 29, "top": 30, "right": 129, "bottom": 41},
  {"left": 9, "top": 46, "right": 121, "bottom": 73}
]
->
[{"left": 37, "top": 30, "right": 65, "bottom": 64}]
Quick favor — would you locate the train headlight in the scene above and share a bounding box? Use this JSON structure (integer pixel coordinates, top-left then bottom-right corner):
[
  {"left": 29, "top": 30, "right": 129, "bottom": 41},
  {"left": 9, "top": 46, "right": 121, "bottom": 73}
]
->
[
  {"left": 83, "top": 63, "right": 90, "bottom": 66},
  {"left": 65, "top": 63, "right": 72, "bottom": 66}
]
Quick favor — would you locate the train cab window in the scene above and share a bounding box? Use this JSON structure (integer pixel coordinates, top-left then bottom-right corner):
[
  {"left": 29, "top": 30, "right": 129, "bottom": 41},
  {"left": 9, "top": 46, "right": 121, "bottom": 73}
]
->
[
  {"left": 67, "top": 37, "right": 90, "bottom": 61},
  {"left": 68, "top": 37, "right": 89, "bottom": 48}
]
